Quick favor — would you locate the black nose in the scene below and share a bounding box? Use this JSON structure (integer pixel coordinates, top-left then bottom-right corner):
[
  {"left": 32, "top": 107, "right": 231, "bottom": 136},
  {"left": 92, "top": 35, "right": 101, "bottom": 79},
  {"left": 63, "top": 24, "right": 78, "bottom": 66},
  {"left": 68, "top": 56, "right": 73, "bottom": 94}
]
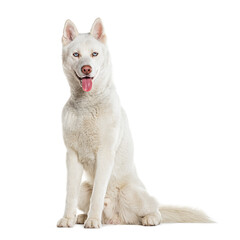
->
[{"left": 81, "top": 65, "right": 92, "bottom": 75}]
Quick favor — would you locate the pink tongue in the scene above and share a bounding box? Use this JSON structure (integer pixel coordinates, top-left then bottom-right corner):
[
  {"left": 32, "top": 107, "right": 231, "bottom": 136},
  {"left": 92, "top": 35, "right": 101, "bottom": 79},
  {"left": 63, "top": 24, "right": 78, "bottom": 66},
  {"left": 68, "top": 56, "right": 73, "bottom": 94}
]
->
[{"left": 82, "top": 78, "right": 92, "bottom": 92}]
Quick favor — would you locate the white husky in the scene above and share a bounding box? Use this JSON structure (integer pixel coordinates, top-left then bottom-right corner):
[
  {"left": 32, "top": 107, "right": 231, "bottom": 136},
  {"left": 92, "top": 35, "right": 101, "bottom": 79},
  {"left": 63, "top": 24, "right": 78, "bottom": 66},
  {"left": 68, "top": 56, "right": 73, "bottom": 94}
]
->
[{"left": 57, "top": 18, "right": 211, "bottom": 228}]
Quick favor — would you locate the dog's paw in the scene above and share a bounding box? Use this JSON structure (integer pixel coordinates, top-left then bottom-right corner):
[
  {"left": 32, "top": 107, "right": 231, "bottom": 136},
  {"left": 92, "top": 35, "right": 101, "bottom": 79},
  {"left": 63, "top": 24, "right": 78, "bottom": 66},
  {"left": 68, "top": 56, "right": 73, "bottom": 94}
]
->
[
  {"left": 141, "top": 212, "right": 162, "bottom": 226},
  {"left": 76, "top": 214, "right": 88, "bottom": 224},
  {"left": 84, "top": 218, "right": 101, "bottom": 228},
  {"left": 57, "top": 217, "right": 76, "bottom": 227}
]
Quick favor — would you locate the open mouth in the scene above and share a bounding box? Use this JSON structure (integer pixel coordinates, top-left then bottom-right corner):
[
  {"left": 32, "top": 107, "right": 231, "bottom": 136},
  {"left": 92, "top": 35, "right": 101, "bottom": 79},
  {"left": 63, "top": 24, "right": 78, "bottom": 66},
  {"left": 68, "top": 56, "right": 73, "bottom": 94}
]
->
[{"left": 74, "top": 72, "right": 93, "bottom": 92}]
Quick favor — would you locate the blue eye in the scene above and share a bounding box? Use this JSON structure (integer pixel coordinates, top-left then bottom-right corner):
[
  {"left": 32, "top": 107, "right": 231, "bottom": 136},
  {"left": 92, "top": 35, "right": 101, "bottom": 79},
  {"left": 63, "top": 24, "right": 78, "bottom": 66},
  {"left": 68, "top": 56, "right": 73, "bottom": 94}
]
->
[
  {"left": 92, "top": 52, "right": 98, "bottom": 57},
  {"left": 73, "top": 52, "right": 79, "bottom": 57}
]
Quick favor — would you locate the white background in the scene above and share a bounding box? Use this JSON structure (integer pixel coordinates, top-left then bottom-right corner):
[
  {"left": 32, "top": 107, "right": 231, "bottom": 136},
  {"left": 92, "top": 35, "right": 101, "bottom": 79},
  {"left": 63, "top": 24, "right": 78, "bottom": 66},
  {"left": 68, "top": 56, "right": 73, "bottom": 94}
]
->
[{"left": 0, "top": 0, "right": 239, "bottom": 239}]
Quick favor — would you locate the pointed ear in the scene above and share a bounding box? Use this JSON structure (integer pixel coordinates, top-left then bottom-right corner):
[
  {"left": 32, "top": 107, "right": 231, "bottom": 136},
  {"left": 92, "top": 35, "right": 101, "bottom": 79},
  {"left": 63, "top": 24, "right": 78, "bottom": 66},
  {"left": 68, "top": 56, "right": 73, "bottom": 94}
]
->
[
  {"left": 90, "top": 18, "right": 106, "bottom": 43},
  {"left": 62, "top": 19, "right": 79, "bottom": 46}
]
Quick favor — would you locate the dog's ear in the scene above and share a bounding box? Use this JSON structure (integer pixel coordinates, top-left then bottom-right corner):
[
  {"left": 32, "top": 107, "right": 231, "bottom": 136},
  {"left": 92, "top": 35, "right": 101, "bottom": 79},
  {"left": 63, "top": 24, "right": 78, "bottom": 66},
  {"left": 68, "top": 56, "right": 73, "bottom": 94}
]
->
[
  {"left": 90, "top": 18, "right": 106, "bottom": 43},
  {"left": 62, "top": 19, "right": 79, "bottom": 46}
]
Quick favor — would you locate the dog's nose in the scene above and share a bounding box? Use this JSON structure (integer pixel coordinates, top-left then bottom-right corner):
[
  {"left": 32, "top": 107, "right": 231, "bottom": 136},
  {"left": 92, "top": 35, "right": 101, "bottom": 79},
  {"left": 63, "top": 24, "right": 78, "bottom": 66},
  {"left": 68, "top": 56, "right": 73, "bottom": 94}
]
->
[{"left": 81, "top": 65, "right": 92, "bottom": 75}]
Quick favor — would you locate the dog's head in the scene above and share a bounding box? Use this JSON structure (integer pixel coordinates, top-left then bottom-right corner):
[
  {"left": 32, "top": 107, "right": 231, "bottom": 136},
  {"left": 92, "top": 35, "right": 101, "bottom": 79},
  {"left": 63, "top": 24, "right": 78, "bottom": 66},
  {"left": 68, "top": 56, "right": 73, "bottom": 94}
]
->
[{"left": 62, "top": 18, "right": 110, "bottom": 93}]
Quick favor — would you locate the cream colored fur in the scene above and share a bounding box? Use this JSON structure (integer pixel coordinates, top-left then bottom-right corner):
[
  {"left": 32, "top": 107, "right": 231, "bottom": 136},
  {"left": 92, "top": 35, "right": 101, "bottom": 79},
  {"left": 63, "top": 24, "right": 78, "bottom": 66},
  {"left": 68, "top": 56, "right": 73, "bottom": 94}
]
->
[{"left": 57, "top": 18, "right": 212, "bottom": 228}]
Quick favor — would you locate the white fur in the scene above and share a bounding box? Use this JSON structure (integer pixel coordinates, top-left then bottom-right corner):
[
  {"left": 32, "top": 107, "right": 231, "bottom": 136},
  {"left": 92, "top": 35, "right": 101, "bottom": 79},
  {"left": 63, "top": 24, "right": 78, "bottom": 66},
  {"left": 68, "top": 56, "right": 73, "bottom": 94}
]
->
[{"left": 57, "top": 18, "right": 212, "bottom": 228}]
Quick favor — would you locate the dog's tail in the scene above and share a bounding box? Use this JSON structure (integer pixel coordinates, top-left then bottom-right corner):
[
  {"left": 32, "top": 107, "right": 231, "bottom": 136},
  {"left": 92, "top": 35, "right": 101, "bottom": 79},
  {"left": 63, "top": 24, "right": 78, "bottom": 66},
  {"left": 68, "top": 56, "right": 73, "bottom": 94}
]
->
[{"left": 159, "top": 205, "right": 214, "bottom": 223}]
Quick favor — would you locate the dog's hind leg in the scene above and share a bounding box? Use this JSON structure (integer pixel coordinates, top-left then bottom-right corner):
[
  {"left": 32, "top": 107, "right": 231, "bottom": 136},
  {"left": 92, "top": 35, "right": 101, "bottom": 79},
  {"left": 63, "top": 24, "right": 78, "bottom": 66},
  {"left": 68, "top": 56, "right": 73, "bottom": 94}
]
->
[
  {"left": 119, "top": 184, "right": 162, "bottom": 226},
  {"left": 76, "top": 213, "right": 88, "bottom": 224}
]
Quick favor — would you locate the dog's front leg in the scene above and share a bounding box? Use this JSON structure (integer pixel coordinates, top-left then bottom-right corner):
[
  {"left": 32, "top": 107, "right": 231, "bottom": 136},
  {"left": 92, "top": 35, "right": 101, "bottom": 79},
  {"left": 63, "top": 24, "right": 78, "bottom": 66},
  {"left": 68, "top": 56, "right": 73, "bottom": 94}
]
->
[
  {"left": 84, "top": 149, "right": 114, "bottom": 228},
  {"left": 57, "top": 149, "right": 83, "bottom": 227}
]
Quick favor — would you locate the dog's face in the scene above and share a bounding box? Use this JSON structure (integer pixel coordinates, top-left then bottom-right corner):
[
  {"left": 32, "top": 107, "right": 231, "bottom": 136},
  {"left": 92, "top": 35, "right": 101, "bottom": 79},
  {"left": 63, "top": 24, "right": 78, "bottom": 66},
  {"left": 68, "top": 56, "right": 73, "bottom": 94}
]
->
[{"left": 62, "top": 18, "right": 109, "bottom": 92}]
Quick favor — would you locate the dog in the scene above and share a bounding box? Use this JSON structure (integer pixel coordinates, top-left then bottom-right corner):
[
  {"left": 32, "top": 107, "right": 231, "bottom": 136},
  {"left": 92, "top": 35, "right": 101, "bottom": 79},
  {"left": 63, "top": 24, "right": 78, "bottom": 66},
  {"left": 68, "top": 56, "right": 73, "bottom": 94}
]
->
[{"left": 57, "top": 18, "right": 212, "bottom": 228}]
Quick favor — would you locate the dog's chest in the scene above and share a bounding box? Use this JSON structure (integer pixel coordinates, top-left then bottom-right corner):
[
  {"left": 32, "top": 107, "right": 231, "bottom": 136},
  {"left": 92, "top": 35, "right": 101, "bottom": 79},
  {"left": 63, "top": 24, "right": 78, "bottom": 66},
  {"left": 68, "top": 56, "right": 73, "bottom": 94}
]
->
[{"left": 62, "top": 105, "right": 100, "bottom": 163}]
